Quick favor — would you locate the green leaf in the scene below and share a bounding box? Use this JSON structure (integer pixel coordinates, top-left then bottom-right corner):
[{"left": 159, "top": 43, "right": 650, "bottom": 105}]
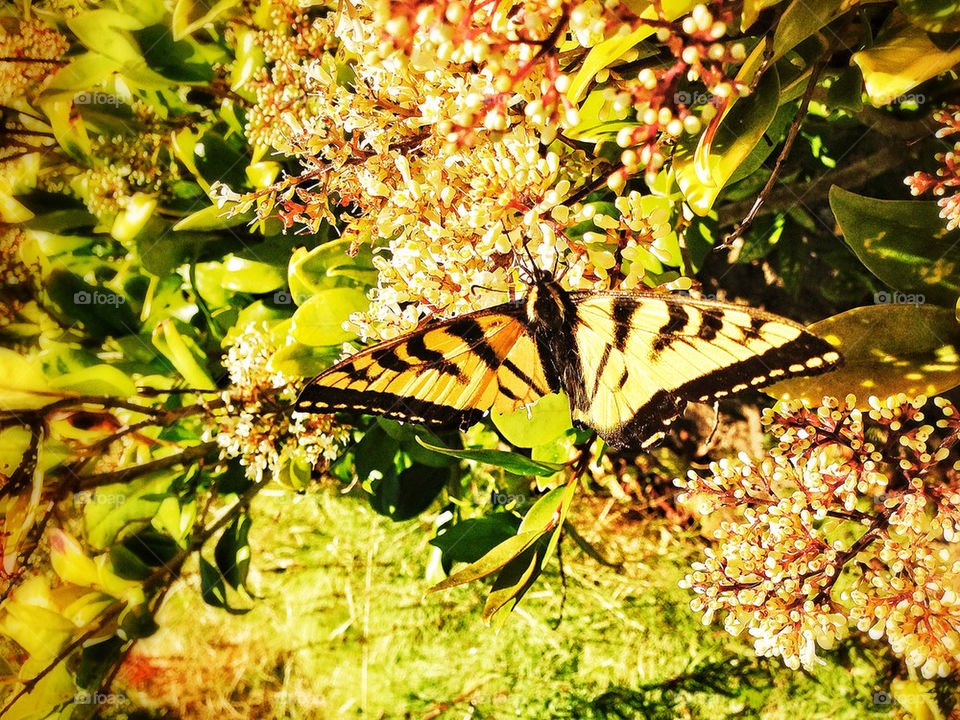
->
[
  {"left": 427, "top": 529, "right": 545, "bottom": 593},
  {"left": 518, "top": 484, "right": 567, "bottom": 534},
  {"left": 133, "top": 25, "right": 214, "bottom": 83},
  {"left": 45, "top": 53, "right": 121, "bottom": 93},
  {"left": 214, "top": 514, "right": 252, "bottom": 590},
  {"left": 482, "top": 544, "right": 544, "bottom": 625},
  {"left": 48, "top": 364, "right": 137, "bottom": 398},
  {"left": 430, "top": 515, "right": 522, "bottom": 565},
  {"left": 173, "top": 0, "right": 244, "bottom": 39},
  {"left": 830, "top": 187, "right": 960, "bottom": 307},
  {"left": 199, "top": 556, "right": 228, "bottom": 608},
  {"left": 269, "top": 341, "right": 341, "bottom": 379},
  {"left": 674, "top": 66, "right": 780, "bottom": 216},
  {"left": 67, "top": 10, "right": 144, "bottom": 64},
  {"left": 769, "top": 304, "right": 960, "bottom": 405},
  {"left": 193, "top": 132, "right": 249, "bottom": 190},
  {"left": 220, "top": 256, "right": 286, "bottom": 293},
  {"left": 120, "top": 527, "right": 180, "bottom": 567},
  {"left": 108, "top": 545, "right": 152, "bottom": 581},
  {"left": 288, "top": 239, "right": 375, "bottom": 299},
  {"left": 852, "top": 20, "right": 960, "bottom": 105},
  {"left": 76, "top": 636, "right": 125, "bottom": 690},
  {"left": 772, "top": 0, "right": 846, "bottom": 60},
  {"left": 368, "top": 463, "right": 449, "bottom": 520},
  {"left": 415, "top": 438, "right": 564, "bottom": 477},
  {"left": 173, "top": 203, "right": 254, "bottom": 231},
  {"left": 290, "top": 287, "right": 368, "bottom": 346},
  {"left": 45, "top": 269, "right": 138, "bottom": 339},
  {"left": 491, "top": 392, "right": 573, "bottom": 448},
  {"left": 152, "top": 319, "right": 214, "bottom": 388},
  {"left": 119, "top": 605, "right": 159, "bottom": 640}
]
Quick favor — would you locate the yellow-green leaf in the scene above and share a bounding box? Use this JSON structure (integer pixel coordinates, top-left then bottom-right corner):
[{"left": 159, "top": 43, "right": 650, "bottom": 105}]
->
[
  {"left": 290, "top": 287, "right": 368, "bottom": 346},
  {"left": 769, "top": 305, "right": 960, "bottom": 406},
  {"left": 853, "top": 21, "right": 960, "bottom": 106}
]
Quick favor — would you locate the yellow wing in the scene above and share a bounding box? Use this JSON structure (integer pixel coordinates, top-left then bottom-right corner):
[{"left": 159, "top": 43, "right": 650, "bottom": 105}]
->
[
  {"left": 295, "top": 309, "right": 552, "bottom": 428},
  {"left": 567, "top": 292, "right": 842, "bottom": 447}
]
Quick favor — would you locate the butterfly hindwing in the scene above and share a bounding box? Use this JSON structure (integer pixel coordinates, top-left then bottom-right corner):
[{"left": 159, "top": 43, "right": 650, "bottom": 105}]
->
[
  {"left": 295, "top": 308, "right": 552, "bottom": 428},
  {"left": 565, "top": 292, "right": 842, "bottom": 447}
]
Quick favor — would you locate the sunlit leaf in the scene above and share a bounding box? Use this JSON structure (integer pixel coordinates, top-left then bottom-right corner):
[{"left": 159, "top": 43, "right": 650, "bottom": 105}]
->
[
  {"left": 852, "top": 21, "right": 960, "bottom": 106},
  {"left": 674, "top": 66, "right": 780, "bottom": 215},
  {"left": 830, "top": 187, "right": 960, "bottom": 307},
  {"left": 769, "top": 305, "right": 960, "bottom": 405},
  {"left": 491, "top": 392, "right": 573, "bottom": 448},
  {"left": 290, "top": 287, "right": 368, "bottom": 346}
]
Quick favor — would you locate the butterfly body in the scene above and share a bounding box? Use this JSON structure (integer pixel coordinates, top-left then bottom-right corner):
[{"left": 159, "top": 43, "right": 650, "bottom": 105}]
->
[{"left": 296, "top": 271, "right": 842, "bottom": 448}]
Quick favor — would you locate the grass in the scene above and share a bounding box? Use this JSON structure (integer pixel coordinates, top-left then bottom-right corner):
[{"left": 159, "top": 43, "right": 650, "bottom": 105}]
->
[{"left": 109, "top": 487, "right": 902, "bottom": 719}]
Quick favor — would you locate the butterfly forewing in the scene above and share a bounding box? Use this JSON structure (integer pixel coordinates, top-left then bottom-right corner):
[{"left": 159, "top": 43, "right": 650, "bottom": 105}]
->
[
  {"left": 295, "top": 309, "right": 552, "bottom": 427},
  {"left": 566, "top": 292, "right": 842, "bottom": 447}
]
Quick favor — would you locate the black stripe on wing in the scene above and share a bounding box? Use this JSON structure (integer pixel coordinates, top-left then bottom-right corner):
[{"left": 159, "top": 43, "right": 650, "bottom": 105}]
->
[
  {"left": 297, "top": 382, "right": 486, "bottom": 429},
  {"left": 605, "top": 331, "right": 842, "bottom": 448}
]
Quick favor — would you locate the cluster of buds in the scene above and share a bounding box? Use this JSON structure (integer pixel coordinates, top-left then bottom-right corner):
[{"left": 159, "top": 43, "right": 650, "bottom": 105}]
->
[
  {"left": 905, "top": 106, "right": 960, "bottom": 231},
  {"left": 0, "top": 18, "right": 67, "bottom": 105},
  {"left": 206, "top": 324, "right": 347, "bottom": 483},
  {"left": 676, "top": 394, "right": 960, "bottom": 676},
  {"left": 230, "top": 2, "right": 758, "bottom": 342}
]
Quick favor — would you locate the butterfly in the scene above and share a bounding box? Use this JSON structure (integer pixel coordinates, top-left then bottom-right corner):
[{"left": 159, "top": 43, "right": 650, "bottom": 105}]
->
[{"left": 295, "top": 268, "right": 842, "bottom": 448}]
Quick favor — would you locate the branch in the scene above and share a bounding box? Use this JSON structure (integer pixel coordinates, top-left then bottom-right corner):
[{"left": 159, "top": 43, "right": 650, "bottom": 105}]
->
[
  {"left": 715, "top": 147, "right": 906, "bottom": 227},
  {"left": 723, "top": 56, "right": 829, "bottom": 246},
  {"left": 67, "top": 442, "right": 219, "bottom": 491}
]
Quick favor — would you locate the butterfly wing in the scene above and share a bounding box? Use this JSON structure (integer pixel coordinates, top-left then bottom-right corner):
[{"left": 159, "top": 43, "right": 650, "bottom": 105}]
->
[
  {"left": 295, "top": 307, "right": 552, "bottom": 428},
  {"left": 566, "top": 292, "right": 842, "bottom": 447}
]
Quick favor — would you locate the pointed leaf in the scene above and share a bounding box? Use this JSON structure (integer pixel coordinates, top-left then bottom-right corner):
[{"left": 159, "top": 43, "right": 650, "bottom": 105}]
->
[
  {"left": 427, "top": 530, "right": 544, "bottom": 593},
  {"left": 769, "top": 305, "right": 960, "bottom": 405},
  {"left": 830, "top": 187, "right": 960, "bottom": 306},
  {"left": 415, "top": 438, "right": 564, "bottom": 477}
]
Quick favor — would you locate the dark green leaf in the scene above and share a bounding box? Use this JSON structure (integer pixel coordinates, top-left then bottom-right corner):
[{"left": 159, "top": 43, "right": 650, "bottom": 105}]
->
[
  {"left": 133, "top": 25, "right": 214, "bottom": 83},
  {"left": 483, "top": 543, "right": 544, "bottom": 625},
  {"left": 214, "top": 514, "right": 252, "bottom": 590},
  {"left": 45, "top": 269, "right": 138, "bottom": 339},
  {"left": 199, "top": 556, "right": 227, "bottom": 608},
  {"left": 76, "top": 635, "right": 125, "bottom": 690},
  {"left": 427, "top": 530, "right": 546, "bottom": 593},
  {"left": 368, "top": 463, "right": 448, "bottom": 520},
  {"left": 108, "top": 545, "right": 152, "bottom": 581},
  {"left": 830, "top": 187, "right": 960, "bottom": 306},
  {"left": 415, "top": 438, "right": 564, "bottom": 477},
  {"left": 120, "top": 605, "right": 159, "bottom": 640},
  {"left": 121, "top": 528, "right": 179, "bottom": 567},
  {"left": 430, "top": 515, "right": 522, "bottom": 565}
]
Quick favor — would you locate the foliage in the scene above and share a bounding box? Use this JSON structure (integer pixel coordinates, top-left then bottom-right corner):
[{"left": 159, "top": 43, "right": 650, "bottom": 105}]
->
[{"left": 0, "top": 0, "right": 959, "bottom": 717}]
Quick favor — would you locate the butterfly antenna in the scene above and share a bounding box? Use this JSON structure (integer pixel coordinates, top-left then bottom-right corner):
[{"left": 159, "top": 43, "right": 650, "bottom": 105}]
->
[{"left": 521, "top": 242, "right": 542, "bottom": 282}]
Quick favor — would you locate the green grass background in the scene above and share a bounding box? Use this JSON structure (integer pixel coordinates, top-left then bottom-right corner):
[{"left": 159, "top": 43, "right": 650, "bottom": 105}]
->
[{"left": 113, "top": 488, "right": 899, "bottom": 719}]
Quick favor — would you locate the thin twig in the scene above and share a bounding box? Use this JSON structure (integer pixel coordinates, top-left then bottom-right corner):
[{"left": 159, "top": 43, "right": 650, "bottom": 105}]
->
[
  {"left": 67, "top": 442, "right": 219, "bottom": 491},
  {"left": 722, "top": 55, "right": 830, "bottom": 247}
]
